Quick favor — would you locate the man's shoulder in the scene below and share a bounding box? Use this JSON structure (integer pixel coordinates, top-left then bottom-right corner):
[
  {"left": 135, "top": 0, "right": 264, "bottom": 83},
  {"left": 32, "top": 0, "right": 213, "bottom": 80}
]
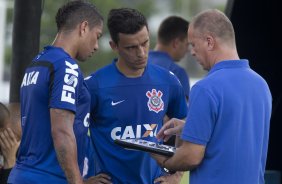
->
[
  {"left": 148, "top": 63, "right": 181, "bottom": 85},
  {"left": 170, "top": 62, "right": 186, "bottom": 74},
  {"left": 148, "top": 63, "right": 172, "bottom": 75},
  {"left": 149, "top": 51, "right": 173, "bottom": 67},
  {"left": 35, "top": 46, "right": 70, "bottom": 61},
  {"left": 84, "top": 63, "right": 115, "bottom": 88},
  {"left": 89, "top": 63, "right": 114, "bottom": 78},
  {"left": 31, "top": 47, "right": 76, "bottom": 72}
]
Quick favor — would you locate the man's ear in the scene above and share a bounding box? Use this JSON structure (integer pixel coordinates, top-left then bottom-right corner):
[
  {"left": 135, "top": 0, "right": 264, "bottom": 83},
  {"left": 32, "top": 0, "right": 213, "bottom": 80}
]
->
[
  {"left": 172, "top": 38, "right": 179, "bottom": 49},
  {"left": 109, "top": 40, "right": 118, "bottom": 51},
  {"left": 79, "top": 21, "right": 89, "bottom": 36},
  {"left": 206, "top": 35, "right": 215, "bottom": 51}
]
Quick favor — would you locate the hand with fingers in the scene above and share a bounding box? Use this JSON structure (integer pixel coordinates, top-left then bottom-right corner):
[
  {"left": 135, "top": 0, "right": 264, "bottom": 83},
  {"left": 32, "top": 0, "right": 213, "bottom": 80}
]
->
[
  {"left": 154, "top": 171, "right": 184, "bottom": 184},
  {"left": 0, "top": 128, "right": 20, "bottom": 169},
  {"left": 157, "top": 118, "right": 185, "bottom": 142},
  {"left": 83, "top": 173, "right": 112, "bottom": 184}
]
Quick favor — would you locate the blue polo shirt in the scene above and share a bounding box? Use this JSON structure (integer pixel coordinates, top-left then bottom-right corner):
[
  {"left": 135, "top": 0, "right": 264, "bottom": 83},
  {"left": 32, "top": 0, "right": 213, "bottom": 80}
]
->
[{"left": 182, "top": 60, "right": 272, "bottom": 184}]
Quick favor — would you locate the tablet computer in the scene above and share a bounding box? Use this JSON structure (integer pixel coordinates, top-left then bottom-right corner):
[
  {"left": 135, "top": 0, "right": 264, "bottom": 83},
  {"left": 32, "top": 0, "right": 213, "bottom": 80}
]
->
[{"left": 114, "top": 138, "right": 176, "bottom": 156}]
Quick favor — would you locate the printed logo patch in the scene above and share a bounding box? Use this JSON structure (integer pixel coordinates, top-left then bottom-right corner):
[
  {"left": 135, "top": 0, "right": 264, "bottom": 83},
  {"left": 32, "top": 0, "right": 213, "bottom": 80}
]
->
[
  {"left": 111, "top": 100, "right": 125, "bottom": 106},
  {"left": 146, "top": 89, "right": 164, "bottom": 113},
  {"left": 61, "top": 61, "right": 78, "bottom": 104},
  {"left": 111, "top": 124, "right": 158, "bottom": 140}
]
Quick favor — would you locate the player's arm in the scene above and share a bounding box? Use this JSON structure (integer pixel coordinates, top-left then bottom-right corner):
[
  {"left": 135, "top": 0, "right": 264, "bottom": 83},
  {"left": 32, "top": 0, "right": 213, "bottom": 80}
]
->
[
  {"left": 158, "top": 117, "right": 185, "bottom": 183},
  {"left": 152, "top": 140, "right": 205, "bottom": 172},
  {"left": 164, "top": 141, "right": 205, "bottom": 171},
  {"left": 154, "top": 118, "right": 205, "bottom": 171},
  {"left": 50, "top": 108, "right": 83, "bottom": 184}
]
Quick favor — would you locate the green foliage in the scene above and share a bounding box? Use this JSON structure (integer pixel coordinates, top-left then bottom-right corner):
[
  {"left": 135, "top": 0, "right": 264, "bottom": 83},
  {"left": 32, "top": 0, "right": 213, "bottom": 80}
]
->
[
  {"left": 4, "top": 46, "right": 12, "bottom": 65},
  {"left": 78, "top": 50, "right": 115, "bottom": 76},
  {"left": 6, "top": 6, "right": 13, "bottom": 23},
  {"left": 40, "top": 0, "right": 68, "bottom": 48}
]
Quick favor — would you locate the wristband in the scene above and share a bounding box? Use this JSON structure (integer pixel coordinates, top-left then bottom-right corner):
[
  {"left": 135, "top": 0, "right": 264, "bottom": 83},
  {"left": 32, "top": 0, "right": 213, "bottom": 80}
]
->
[{"left": 162, "top": 158, "right": 168, "bottom": 168}]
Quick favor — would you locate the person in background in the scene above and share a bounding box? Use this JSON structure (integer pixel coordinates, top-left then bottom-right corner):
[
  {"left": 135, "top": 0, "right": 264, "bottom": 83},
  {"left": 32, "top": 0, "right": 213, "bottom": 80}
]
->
[
  {"left": 149, "top": 16, "right": 190, "bottom": 100},
  {"left": 149, "top": 16, "right": 190, "bottom": 164},
  {"left": 151, "top": 9, "right": 272, "bottom": 184},
  {"left": 8, "top": 1, "right": 111, "bottom": 184},
  {"left": 85, "top": 8, "right": 187, "bottom": 184},
  {"left": 0, "top": 102, "right": 20, "bottom": 184}
]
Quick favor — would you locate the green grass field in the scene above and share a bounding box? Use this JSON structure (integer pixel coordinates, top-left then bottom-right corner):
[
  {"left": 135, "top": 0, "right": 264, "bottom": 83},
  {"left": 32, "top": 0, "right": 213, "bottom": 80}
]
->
[{"left": 180, "top": 171, "right": 189, "bottom": 184}]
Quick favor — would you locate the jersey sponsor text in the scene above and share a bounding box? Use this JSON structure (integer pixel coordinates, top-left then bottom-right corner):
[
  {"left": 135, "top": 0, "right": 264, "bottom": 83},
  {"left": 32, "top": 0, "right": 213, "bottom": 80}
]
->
[
  {"left": 111, "top": 123, "right": 158, "bottom": 140},
  {"left": 21, "top": 71, "right": 39, "bottom": 87},
  {"left": 61, "top": 61, "right": 79, "bottom": 104}
]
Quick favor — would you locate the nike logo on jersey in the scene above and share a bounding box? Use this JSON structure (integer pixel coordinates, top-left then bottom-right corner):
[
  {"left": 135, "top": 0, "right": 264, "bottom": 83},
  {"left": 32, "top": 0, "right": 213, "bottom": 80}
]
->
[{"left": 111, "top": 100, "right": 125, "bottom": 106}]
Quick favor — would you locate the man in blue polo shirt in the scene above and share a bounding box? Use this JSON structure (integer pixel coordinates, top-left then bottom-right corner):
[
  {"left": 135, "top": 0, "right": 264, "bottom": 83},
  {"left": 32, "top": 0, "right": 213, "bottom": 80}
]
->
[{"left": 151, "top": 9, "right": 272, "bottom": 184}]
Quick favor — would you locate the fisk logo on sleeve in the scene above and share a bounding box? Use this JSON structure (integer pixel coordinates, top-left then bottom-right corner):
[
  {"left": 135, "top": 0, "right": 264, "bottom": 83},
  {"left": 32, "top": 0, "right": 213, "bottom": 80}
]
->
[{"left": 61, "top": 61, "right": 79, "bottom": 104}]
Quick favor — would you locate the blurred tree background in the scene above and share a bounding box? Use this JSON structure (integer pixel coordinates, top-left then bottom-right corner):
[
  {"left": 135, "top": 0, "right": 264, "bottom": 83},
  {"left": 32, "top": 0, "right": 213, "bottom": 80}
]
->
[{"left": 4, "top": 0, "right": 226, "bottom": 79}]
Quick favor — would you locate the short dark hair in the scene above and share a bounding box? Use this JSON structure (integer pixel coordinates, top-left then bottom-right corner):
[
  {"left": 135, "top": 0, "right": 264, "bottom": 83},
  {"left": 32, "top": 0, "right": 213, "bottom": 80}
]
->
[
  {"left": 107, "top": 8, "right": 148, "bottom": 44},
  {"left": 56, "top": 1, "right": 103, "bottom": 32},
  {"left": 158, "top": 16, "right": 189, "bottom": 44},
  {"left": 0, "top": 102, "right": 10, "bottom": 128}
]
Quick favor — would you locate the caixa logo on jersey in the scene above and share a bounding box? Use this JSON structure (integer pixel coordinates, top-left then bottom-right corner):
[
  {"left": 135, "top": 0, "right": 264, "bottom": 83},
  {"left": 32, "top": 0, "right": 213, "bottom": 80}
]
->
[
  {"left": 111, "top": 124, "right": 158, "bottom": 140},
  {"left": 146, "top": 89, "right": 164, "bottom": 113},
  {"left": 83, "top": 113, "right": 90, "bottom": 127}
]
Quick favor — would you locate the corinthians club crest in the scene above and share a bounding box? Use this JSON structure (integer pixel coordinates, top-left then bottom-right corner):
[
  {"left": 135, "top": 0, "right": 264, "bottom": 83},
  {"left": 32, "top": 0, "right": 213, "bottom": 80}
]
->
[{"left": 146, "top": 89, "right": 164, "bottom": 113}]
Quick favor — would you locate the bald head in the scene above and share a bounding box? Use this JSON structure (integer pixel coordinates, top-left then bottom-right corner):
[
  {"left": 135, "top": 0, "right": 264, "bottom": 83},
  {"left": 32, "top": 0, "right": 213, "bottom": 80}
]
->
[
  {"left": 190, "top": 9, "right": 236, "bottom": 47},
  {"left": 187, "top": 9, "right": 239, "bottom": 70}
]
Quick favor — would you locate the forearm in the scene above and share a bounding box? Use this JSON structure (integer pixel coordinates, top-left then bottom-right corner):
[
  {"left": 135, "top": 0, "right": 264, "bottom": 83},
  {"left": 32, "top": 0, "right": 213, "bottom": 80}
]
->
[
  {"left": 3, "top": 156, "right": 16, "bottom": 169},
  {"left": 162, "top": 142, "right": 204, "bottom": 171},
  {"left": 51, "top": 108, "right": 82, "bottom": 184},
  {"left": 53, "top": 131, "right": 82, "bottom": 184},
  {"left": 163, "top": 154, "right": 197, "bottom": 171}
]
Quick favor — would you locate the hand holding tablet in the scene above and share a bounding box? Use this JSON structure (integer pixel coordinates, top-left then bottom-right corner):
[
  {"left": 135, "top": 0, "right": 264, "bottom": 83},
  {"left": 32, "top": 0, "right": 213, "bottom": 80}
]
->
[{"left": 114, "top": 138, "right": 176, "bottom": 156}]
